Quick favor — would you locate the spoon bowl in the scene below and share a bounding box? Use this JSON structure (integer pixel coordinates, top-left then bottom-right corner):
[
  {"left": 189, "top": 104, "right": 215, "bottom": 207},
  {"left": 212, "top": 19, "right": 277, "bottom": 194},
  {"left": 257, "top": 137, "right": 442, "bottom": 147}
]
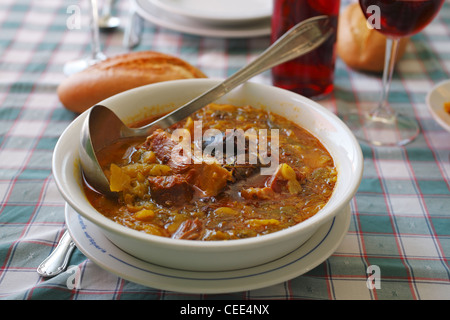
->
[
  {"left": 80, "top": 15, "right": 333, "bottom": 195},
  {"left": 98, "top": 0, "right": 120, "bottom": 31},
  {"left": 99, "top": 15, "right": 121, "bottom": 31}
]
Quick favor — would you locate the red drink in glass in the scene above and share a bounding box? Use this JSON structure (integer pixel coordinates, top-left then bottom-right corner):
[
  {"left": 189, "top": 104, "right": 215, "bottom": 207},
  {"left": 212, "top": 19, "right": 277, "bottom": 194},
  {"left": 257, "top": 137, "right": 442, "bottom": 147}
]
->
[
  {"left": 360, "top": 0, "right": 445, "bottom": 38},
  {"left": 340, "top": 0, "right": 444, "bottom": 146},
  {"left": 271, "top": 0, "right": 340, "bottom": 99}
]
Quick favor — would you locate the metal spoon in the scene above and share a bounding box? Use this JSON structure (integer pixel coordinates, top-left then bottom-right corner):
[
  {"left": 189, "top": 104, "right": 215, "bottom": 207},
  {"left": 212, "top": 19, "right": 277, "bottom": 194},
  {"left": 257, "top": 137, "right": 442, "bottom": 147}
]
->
[
  {"left": 98, "top": 0, "right": 120, "bottom": 31},
  {"left": 37, "top": 230, "right": 76, "bottom": 278},
  {"left": 80, "top": 15, "right": 333, "bottom": 195}
]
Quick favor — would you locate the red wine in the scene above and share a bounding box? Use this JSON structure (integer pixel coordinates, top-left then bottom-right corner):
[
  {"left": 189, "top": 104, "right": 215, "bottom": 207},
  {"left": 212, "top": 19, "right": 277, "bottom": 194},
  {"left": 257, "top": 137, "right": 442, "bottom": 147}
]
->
[
  {"left": 271, "top": 0, "right": 340, "bottom": 98},
  {"left": 360, "top": 0, "right": 445, "bottom": 37}
]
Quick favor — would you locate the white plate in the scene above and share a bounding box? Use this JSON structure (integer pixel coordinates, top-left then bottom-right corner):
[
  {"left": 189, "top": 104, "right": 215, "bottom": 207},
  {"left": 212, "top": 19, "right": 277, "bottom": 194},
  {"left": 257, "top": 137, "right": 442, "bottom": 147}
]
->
[
  {"left": 65, "top": 203, "right": 351, "bottom": 294},
  {"left": 148, "top": 0, "right": 273, "bottom": 26},
  {"left": 132, "top": 0, "right": 271, "bottom": 38},
  {"left": 426, "top": 79, "right": 450, "bottom": 132}
]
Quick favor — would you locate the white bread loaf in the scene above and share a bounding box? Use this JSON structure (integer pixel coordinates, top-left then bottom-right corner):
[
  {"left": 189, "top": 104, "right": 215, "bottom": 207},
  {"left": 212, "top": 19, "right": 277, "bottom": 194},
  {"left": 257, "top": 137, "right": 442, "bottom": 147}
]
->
[{"left": 57, "top": 51, "right": 207, "bottom": 113}]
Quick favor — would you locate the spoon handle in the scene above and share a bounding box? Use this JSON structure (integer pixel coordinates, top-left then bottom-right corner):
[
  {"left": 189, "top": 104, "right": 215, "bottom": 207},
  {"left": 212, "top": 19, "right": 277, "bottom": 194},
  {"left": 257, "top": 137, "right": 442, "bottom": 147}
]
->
[
  {"left": 101, "top": 0, "right": 112, "bottom": 17},
  {"left": 37, "top": 230, "right": 76, "bottom": 278},
  {"left": 145, "top": 15, "right": 333, "bottom": 131}
]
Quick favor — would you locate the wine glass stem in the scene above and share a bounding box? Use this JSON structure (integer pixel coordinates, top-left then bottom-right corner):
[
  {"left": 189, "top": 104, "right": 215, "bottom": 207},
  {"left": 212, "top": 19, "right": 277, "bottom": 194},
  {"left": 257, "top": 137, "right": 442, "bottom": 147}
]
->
[
  {"left": 89, "top": 0, "right": 101, "bottom": 60},
  {"left": 371, "top": 37, "right": 400, "bottom": 121}
]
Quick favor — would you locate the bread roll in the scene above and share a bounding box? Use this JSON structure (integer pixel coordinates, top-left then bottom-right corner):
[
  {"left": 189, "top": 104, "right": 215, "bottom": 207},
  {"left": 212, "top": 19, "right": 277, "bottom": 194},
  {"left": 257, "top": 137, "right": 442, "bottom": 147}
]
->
[
  {"left": 57, "top": 51, "right": 207, "bottom": 113},
  {"left": 337, "top": 3, "right": 409, "bottom": 73}
]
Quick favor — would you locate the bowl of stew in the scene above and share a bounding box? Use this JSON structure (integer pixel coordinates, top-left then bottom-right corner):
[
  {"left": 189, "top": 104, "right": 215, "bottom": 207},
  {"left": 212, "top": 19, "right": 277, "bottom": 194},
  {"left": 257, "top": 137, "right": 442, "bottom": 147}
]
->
[{"left": 53, "top": 79, "right": 363, "bottom": 271}]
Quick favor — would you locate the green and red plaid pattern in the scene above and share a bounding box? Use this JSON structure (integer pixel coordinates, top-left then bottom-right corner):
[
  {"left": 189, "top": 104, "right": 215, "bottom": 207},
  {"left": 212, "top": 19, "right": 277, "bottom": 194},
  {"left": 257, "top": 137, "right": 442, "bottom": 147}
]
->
[{"left": 0, "top": 0, "right": 448, "bottom": 300}]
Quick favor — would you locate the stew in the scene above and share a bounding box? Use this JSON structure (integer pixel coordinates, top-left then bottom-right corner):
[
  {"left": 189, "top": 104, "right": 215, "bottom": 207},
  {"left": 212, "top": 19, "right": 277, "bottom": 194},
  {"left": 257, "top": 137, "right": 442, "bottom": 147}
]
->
[{"left": 83, "top": 103, "right": 337, "bottom": 240}]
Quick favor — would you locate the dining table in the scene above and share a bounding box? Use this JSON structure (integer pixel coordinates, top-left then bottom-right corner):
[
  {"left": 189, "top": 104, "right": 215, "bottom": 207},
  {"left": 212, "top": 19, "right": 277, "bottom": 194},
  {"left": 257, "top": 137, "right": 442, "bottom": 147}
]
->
[{"left": 0, "top": 0, "right": 449, "bottom": 301}]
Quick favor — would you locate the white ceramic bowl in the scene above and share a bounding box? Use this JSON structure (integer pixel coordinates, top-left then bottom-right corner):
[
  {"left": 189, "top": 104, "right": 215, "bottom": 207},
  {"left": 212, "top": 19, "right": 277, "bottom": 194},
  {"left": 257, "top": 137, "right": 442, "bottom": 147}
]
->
[{"left": 53, "top": 79, "right": 363, "bottom": 271}]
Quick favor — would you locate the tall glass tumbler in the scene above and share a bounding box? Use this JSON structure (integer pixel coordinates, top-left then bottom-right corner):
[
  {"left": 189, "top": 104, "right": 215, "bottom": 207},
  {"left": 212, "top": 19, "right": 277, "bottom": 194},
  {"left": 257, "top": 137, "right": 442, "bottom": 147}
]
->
[{"left": 271, "top": 0, "right": 340, "bottom": 99}]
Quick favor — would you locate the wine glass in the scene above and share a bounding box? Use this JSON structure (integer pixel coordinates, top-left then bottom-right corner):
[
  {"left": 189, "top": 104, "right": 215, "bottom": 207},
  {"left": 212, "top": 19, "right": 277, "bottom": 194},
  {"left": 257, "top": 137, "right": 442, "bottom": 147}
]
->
[
  {"left": 342, "top": 0, "right": 445, "bottom": 146},
  {"left": 63, "top": 0, "right": 107, "bottom": 76}
]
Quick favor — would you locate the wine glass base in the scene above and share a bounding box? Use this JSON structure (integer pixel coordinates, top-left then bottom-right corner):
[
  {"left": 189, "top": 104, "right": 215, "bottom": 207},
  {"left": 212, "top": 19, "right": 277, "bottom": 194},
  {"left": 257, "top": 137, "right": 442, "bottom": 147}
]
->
[
  {"left": 63, "top": 53, "right": 107, "bottom": 76},
  {"left": 341, "top": 111, "right": 420, "bottom": 147}
]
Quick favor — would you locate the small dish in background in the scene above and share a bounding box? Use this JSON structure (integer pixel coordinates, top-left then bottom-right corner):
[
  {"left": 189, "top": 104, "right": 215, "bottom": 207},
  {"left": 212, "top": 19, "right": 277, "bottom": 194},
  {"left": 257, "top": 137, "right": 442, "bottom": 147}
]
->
[
  {"left": 148, "top": 0, "right": 272, "bottom": 26},
  {"left": 134, "top": 0, "right": 271, "bottom": 38},
  {"left": 426, "top": 79, "right": 450, "bottom": 132}
]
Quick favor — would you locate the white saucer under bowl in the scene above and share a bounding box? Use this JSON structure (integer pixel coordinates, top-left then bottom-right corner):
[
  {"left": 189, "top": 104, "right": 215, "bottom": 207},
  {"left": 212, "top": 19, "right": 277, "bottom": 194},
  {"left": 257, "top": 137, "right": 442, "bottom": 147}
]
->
[{"left": 65, "top": 203, "right": 351, "bottom": 294}]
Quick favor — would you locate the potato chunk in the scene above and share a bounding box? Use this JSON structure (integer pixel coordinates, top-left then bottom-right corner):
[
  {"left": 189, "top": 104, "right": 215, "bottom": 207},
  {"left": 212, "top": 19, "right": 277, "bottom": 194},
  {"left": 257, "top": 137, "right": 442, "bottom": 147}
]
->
[
  {"left": 109, "top": 163, "right": 131, "bottom": 192},
  {"left": 193, "top": 163, "right": 232, "bottom": 197}
]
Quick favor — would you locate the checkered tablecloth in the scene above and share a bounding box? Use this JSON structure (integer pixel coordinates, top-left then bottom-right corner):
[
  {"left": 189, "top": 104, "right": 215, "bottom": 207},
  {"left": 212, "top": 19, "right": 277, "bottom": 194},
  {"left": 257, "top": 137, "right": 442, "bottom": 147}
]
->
[{"left": 0, "top": 0, "right": 449, "bottom": 300}]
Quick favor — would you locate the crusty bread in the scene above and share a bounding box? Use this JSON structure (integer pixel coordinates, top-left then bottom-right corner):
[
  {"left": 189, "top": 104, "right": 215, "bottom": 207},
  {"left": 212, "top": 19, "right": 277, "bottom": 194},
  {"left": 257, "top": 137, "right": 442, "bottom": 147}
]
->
[
  {"left": 337, "top": 3, "right": 409, "bottom": 73},
  {"left": 57, "top": 51, "right": 207, "bottom": 113}
]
